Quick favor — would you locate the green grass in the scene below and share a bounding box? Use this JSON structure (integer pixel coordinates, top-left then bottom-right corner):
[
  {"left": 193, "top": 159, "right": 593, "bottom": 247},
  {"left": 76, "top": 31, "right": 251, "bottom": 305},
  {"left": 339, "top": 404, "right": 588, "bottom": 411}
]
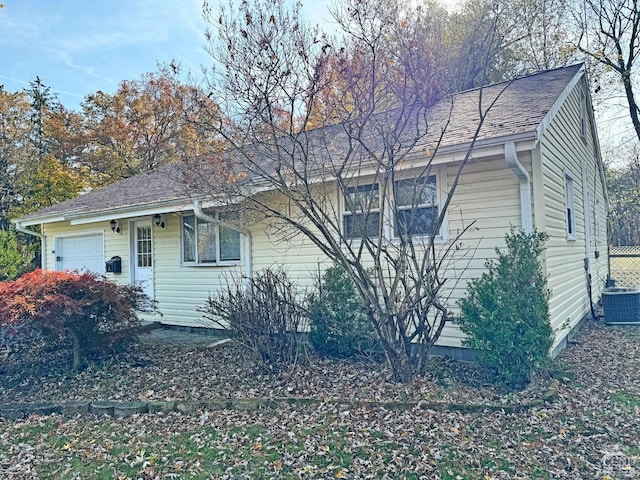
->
[{"left": 610, "top": 391, "right": 640, "bottom": 409}]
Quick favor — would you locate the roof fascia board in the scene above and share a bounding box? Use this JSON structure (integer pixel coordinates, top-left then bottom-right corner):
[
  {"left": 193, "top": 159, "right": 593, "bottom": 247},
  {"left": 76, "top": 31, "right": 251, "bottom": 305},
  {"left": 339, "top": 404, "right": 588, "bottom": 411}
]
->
[
  {"left": 535, "top": 65, "right": 585, "bottom": 142},
  {"left": 12, "top": 215, "right": 67, "bottom": 227},
  {"left": 398, "top": 137, "right": 537, "bottom": 169},
  {"left": 247, "top": 137, "right": 539, "bottom": 190},
  {"left": 69, "top": 195, "right": 245, "bottom": 226},
  {"left": 69, "top": 203, "right": 194, "bottom": 225},
  {"left": 427, "top": 133, "right": 538, "bottom": 162}
]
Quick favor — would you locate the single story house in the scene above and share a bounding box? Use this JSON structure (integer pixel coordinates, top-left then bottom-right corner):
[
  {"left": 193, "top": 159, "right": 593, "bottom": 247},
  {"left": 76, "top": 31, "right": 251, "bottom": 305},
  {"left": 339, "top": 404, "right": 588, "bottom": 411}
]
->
[{"left": 13, "top": 64, "right": 609, "bottom": 356}]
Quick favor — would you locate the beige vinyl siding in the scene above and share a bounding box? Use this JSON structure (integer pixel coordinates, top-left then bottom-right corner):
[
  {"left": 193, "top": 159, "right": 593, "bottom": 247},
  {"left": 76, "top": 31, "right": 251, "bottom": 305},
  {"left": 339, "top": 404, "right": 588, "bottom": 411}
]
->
[
  {"left": 246, "top": 161, "right": 526, "bottom": 348},
  {"left": 438, "top": 155, "right": 525, "bottom": 346},
  {"left": 537, "top": 79, "right": 609, "bottom": 350},
  {"left": 42, "top": 217, "right": 244, "bottom": 327},
  {"left": 44, "top": 219, "right": 134, "bottom": 285},
  {"left": 249, "top": 188, "right": 336, "bottom": 289}
]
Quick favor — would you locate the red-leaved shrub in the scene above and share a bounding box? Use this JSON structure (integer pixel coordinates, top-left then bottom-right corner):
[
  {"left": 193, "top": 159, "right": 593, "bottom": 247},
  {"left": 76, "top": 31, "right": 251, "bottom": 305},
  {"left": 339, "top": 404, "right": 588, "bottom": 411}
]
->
[{"left": 0, "top": 269, "right": 148, "bottom": 369}]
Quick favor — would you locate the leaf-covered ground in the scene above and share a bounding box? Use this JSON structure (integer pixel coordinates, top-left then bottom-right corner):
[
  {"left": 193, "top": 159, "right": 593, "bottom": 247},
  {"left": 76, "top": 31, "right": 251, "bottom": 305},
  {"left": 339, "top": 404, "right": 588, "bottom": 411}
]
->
[{"left": 1, "top": 320, "right": 639, "bottom": 479}]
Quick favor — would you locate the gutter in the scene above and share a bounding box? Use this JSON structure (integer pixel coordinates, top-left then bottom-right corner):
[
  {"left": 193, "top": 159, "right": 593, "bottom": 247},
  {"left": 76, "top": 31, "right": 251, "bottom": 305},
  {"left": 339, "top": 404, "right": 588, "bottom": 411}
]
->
[
  {"left": 505, "top": 142, "right": 533, "bottom": 233},
  {"left": 192, "top": 200, "right": 252, "bottom": 281},
  {"left": 13, "top": 221, "right": 46, "bottom": 270}
]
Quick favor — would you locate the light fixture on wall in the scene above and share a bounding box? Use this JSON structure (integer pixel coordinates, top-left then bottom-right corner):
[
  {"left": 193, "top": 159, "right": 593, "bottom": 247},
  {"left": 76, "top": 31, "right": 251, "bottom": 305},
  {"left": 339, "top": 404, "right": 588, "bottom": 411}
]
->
[
  {"left": 153, "top": 214, "right": 166, "bottom": 229},
  {"left": 109, "top": 219, "right": 121, "bottom": 234}
]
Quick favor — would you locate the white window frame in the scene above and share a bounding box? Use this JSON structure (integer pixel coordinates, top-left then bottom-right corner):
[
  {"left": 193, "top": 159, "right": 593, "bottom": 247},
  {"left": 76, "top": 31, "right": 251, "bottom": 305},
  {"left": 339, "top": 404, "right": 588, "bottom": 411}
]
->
[
  {"left": 181, "top": 211, "right": 242, "bottom": 266},
  {"left": 393, "top": 173, "right": 444, "bottom": 240},
  {"left": 342, "top": 182, "right": 382, "bottom": 239},
  {"left": 342, "top": 168, "right": 447, "bottom": 242},
  {"left": 564, "top": 170, "right": 576, "bottom": 240}
]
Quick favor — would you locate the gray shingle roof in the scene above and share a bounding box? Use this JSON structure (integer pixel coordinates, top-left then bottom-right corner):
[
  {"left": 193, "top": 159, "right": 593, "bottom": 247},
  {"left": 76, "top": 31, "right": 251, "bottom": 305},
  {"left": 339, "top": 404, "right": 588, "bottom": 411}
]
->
[
  {"left": 15, "top": 64, "right": 583, "bottom": 225},
  {"left": 16, "top": 163, "right": 191, "bottom": 224}
]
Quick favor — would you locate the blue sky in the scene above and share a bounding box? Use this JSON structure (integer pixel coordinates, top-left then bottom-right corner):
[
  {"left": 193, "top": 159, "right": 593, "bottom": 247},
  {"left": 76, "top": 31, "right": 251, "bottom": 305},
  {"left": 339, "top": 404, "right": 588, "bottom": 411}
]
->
[{"left": 0, "top": 0, "right": 333, "bottom": 110}]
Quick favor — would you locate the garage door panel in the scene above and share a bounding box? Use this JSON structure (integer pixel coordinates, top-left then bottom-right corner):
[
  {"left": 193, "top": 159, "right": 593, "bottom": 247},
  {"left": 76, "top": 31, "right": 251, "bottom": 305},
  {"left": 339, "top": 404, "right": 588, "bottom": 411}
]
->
[{"left": 56, "top": 235, "right": 104, "bottom": 274}]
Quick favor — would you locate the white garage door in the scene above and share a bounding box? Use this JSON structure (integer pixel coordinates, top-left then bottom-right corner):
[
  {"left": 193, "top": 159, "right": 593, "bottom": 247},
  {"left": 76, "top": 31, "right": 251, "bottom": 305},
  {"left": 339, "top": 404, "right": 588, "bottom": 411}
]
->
[{"left": 55, "top": 235, "right": 105, "bottom": 274}]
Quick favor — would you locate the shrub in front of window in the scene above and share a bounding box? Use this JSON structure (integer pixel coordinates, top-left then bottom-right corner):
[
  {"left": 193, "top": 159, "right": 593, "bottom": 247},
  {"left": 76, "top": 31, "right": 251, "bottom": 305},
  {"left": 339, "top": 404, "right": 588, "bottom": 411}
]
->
[
  {"left": 0, "top": 269, "right": 147, "bottom": 370},
  {"left": 308, "top": 264, "right": 379, "bottom": 358},
  {"left": 457, "top": 229, "right": 552, "bottom": 389},
  {"left": 199, "top": 268, "right": 307, "bottom": 368}
]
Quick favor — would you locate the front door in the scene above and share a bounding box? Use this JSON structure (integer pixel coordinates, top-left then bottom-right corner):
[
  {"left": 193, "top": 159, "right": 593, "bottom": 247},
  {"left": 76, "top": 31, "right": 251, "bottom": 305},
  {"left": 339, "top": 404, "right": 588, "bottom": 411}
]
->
[{"left": 132, "top": 221, "right": 154, "bottom": 300}]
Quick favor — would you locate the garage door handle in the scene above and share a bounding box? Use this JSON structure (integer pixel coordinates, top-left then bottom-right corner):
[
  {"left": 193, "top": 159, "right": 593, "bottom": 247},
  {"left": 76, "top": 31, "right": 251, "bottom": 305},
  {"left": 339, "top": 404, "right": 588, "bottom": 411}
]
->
[{"left": 56, "top": 256, "right": 62, "bottom": 262}]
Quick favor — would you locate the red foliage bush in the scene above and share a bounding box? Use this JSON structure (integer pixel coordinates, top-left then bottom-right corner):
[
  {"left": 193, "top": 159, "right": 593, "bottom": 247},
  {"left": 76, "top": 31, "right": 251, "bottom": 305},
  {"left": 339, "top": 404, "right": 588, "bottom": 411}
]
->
[{"left": 0, "top": 269, "right": 148, "bottom": 368}]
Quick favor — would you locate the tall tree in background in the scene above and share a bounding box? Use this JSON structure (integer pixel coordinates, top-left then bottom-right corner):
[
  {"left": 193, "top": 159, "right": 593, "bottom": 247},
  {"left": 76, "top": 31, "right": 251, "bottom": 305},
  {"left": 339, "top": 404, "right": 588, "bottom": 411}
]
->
[
  {"left": 198, "top": 0, "right": 505, "bottom": 382},
  {"left": 0, "top": 87, "right": 32, "bottom": 230},
  {"left": 82, "top": 65, "right": 210, "bottom": 183},
  {"left": 11, "top": 79, "right": 88, "bottom": 218},
  {"left": 505, "top": 0, "right": 576, "bottom": 71},
  {"left": 607, "top": 146, "right": 640, "bottom": 245},
  {"left": 576, "top": 0, "right": 640, "bottom": 143}
]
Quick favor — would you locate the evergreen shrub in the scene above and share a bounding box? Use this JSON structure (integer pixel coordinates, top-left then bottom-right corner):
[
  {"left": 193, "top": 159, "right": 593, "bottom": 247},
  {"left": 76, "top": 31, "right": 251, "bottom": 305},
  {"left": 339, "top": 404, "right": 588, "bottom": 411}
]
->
[{"left": 457, "top": 229, "right": 553, "bottom": 389}]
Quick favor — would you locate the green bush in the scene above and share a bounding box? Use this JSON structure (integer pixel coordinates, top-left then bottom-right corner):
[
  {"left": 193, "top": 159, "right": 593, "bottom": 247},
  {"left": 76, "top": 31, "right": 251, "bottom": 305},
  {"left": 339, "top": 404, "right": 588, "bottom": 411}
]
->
[
  {"left": 199, "top": 268, "right": 307, "bottom": 369},
  {"left": 457, "top": 229, "right": 553, "bottom": 389},
  {"left": 308, "top": 264, "right": 378, "bottom": 358},
  {"left": 0, "top": 229, "right": 31, "bottom": 281}
]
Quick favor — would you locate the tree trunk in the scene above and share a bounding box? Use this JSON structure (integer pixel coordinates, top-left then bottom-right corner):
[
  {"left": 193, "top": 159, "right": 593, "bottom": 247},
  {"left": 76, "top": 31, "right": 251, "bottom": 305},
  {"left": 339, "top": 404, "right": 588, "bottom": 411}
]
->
[
  {"left": 70, "top": 330, "right": 82, "bottom": 370},
  {"left": 621, "top": 70, "right": 640, "bottom": 144},
  {"left": 382, "top": 343, "right": 415, "bottom": 383}
]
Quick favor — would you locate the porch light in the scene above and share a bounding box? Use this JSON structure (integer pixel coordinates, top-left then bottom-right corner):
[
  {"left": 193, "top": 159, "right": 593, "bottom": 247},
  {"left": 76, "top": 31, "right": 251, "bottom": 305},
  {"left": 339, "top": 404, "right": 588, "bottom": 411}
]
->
[
  {"left": 110, "top": 219, "right": 121, "bottom": 234},
  {"left": 153, "top": 214, "right": 166, "bottom": 229}
]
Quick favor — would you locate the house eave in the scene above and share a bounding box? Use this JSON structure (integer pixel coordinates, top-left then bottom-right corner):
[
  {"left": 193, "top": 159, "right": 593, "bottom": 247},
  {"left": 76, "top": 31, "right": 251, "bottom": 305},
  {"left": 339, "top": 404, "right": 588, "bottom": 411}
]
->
[
  {"left": 427, "top": 132, "right": 538, "bottom": 163},
  {"left": 12, "top": 130, "right": 543, "bottom": 229},
  {"left": 12, "top": 215, "right": 68, "bottom": 228}
]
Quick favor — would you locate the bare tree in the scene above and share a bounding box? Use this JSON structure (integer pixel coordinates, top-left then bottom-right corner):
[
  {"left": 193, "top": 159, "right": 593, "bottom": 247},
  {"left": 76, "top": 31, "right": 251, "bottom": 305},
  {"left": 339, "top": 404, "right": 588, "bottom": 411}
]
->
[
  {"left": 196, "top": 0, "right": 506, "bottom": 382},
  {"left": 576, "top": 0, "right": 640, "bottom": 143}
]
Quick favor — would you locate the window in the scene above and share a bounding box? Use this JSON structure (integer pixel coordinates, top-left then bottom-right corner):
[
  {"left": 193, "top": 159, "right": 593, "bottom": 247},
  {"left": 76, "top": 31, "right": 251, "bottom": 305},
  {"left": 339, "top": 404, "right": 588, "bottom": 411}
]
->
[
  {"left": 342, "top": 173, "right": 444, "bottom": 240},
  {"left": 394, "top": 175, "right": 438, "bottom": 237},
  {"left": 564, "top": 172, "right": 576, "bottom": 240},
  {"left": 136, "top": 226, "right": 152, "bottom": 267},
  {"left": 182, "top": 212, "right": 241, "bottom": 265},
  {"left": 343, "top": 183, "right": 380, "bottom": 238}
]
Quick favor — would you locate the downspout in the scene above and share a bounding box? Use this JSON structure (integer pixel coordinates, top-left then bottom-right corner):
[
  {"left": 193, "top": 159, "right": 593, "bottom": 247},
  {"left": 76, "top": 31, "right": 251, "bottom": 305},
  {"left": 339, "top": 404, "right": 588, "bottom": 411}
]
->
[
  {"left": 505, "top": 142, "right": 533, "bottom": 233},
  {"left": 581, "top": 160, "right": 597, "bottom": 319},
  {"left": 193, "top": 200, "right": 252, "bottom": 281},
  {"left": 14, "top": 221, "right": 46, "bottom": 270}
]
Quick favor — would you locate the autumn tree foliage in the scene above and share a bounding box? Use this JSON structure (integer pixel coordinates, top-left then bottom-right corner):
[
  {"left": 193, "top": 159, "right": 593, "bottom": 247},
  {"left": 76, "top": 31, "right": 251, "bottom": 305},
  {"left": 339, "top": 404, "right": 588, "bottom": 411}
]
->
[
  {"left": 0, "top": 79, "right": 90, "bottom": 224},
  {"left": 0, "top": 270, "right": 147, "bottom": 369},
  {"left": 0, "top": 87, "right": 34, "bottom": 230},
  {"left": 81, "top": 65, "right": 213, "bottom": 183}
]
